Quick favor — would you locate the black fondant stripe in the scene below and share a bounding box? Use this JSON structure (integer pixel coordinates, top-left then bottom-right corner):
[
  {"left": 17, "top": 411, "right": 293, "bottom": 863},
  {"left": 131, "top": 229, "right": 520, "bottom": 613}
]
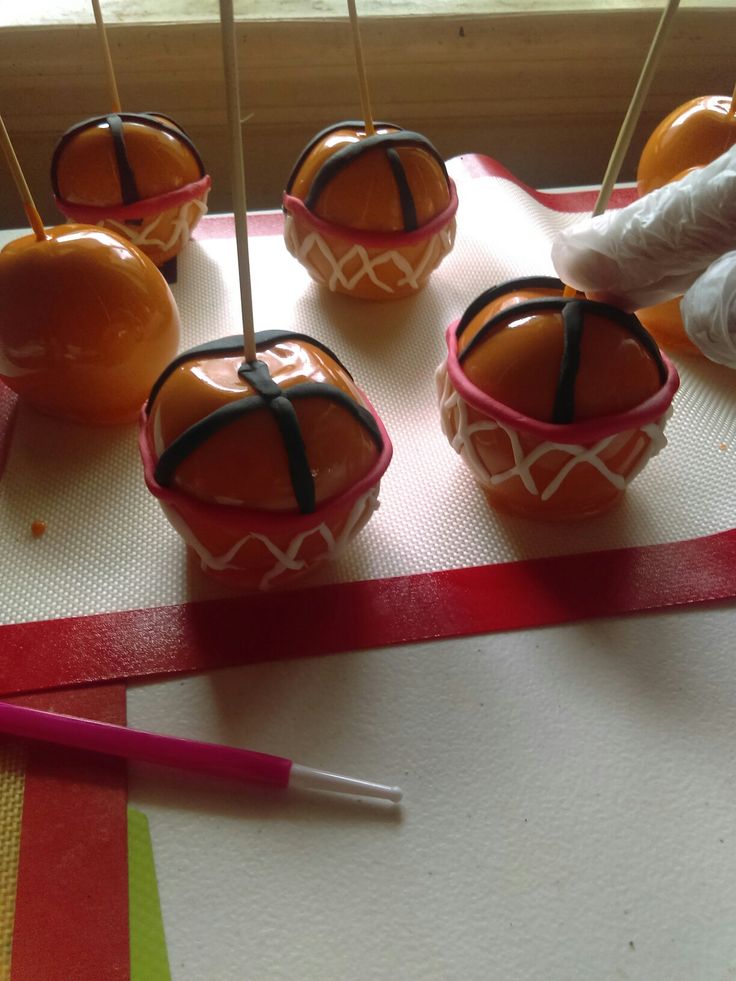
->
[
  {"left": 237, "top": 358, "right": 283, "bottom": 399},
  {"left": 145, "top": 331, "right": 355, "bottom": 414},
  {"left": 154, "top": 394, "right": 268, "bottom": 488},
  {"left": 455, "top": 277, "right": 563, "bottom": 341},
  {"left": 284, "top": 120, "right": 403, "bottom": 195},
  {"left": 459, "top": 296, "right": 569, "bottom": 364},
  {"left": 385, "top": 147, "right": 418, "bottom": 232},
  {"left": 106, "top": 113, "right": 140, "bottom": 206},
  {"left": 151, "top": 364, "right": 383, "bottom": 514},
  {"left": 459, "top": 295, "right": 666, "bottom": 382},
  {"left": 269, "top": 395, "right": 316, "bottom": 513},
  {"left": 154, "top": 386, "right": 315, "bottom": 514},
  {"left": 51, "top": 110, "right": 206, "bottom": 197},
  {"left": 303, "top": 132, "right": 449, "bottom": 215},
  {"left": 136, "top": 112, "right": 206, "bottom": 175},
  {"left": 155, "top": 372, "right": 318, "bottom": 514},
  {"left": 552, "top": 301, "right": 585, "bottom": 424}
]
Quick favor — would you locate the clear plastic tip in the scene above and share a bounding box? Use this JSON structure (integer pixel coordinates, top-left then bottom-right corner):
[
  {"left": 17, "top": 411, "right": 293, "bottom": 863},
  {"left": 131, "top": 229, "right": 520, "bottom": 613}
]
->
[{"left": 289, "top": 763, "right": 402, "bottom": 803}]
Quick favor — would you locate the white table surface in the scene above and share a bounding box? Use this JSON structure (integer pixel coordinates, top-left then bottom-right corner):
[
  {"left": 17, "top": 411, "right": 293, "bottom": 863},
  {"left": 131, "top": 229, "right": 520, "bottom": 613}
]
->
[
  {"left": 128, "top": 605, "right": 736, "bottom": 981},
  {"left": 2, "top": 198, "right": 735, "bottom": 981}
]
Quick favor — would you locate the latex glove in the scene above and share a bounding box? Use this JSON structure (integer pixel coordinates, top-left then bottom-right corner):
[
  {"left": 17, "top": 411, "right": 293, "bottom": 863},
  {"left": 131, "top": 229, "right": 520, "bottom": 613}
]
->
[
  {"left": 681, "top": 250, "right": 736, "bottom": 368},
  {"left": 551, "top": 144, "right": 736, "bottom": 310}
]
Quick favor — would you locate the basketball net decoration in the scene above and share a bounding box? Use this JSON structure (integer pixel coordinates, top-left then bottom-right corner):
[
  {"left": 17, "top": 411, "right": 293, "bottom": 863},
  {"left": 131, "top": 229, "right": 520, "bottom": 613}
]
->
[
  {"left": 138, "top": 3, "right": 393, "bottom": 592},
  {"left": 151, "top": 451, "right": 384, "bottom": 592},
  {"left": 281, "top": 1, "right": 457, "bottom": 300},
  {"left": 283, "top": 167, "right": 457, "bottom": 299},
  {"left": 436, "top": 278, "right": 679, "bottom": 521},
  {"left": 50, "top": 2, "right": 211, "bottom": 269},
  {"left": 437, "top": 1, "right": 683, "bottom": 520}
]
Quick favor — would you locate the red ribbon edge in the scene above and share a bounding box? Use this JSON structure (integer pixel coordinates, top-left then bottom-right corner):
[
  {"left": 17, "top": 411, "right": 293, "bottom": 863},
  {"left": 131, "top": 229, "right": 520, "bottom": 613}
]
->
[{"left": 1, "top": 528, "right": 734, "bottom": 697}]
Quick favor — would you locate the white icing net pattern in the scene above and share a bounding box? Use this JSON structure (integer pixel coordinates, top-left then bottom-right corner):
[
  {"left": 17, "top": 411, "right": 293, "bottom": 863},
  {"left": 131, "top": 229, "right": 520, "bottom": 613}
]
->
[
  {"left": 165, "top": 484, "right": 381, "bottom": 591},
  {"left": 284, "top": 215, "right": 456, "bottom": 294},
  {"left": 436, "top": 363, "right": 671, "bottom": 501},
  {"left": 102, "top": 193, "right": 209, "bottom": 254}
]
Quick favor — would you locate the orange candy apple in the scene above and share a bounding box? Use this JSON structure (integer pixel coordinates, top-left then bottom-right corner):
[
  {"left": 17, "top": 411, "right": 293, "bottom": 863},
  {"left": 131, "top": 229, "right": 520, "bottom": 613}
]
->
[
  {"left": 437, "top": 277, "right": 679, "bottom": 521},
  {"left": 51, "top": 112, "right": 211, "bottom": 267},
  {"left": 140, "top": 331, "right": 393, "bottom": 590},
  {"left": 637, "top": 95, "right": 736, "bottom": 196},
  {"left": 0, "top": 224, "right": 180, "bottom": 424},
  {"left": 283, "top": 121, "right": 457, "bottom": 300},
  {"left": 635, "top": 95, "right": 736, "bottom": 353}
]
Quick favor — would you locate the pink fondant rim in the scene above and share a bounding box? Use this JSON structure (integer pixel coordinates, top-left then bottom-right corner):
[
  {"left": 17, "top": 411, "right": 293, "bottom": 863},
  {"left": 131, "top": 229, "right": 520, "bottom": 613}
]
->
[
  {"left": 138, "top": 393, "right": 393, "bottom": 534},
  {"left": 55, "top": 174, "right": 212, "bottom": 223},
  {"left": 282, "top": 179, "right": 458, "bottom": 249},
  {"left": 444, "top": 319, "right": 680, "bottom": 444}
]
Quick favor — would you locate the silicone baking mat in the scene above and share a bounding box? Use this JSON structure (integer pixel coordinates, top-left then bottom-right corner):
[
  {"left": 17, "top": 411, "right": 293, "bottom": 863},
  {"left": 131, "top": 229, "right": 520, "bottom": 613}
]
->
[{"left": 1, "top": 156, "right": 734, "bottom": 694}]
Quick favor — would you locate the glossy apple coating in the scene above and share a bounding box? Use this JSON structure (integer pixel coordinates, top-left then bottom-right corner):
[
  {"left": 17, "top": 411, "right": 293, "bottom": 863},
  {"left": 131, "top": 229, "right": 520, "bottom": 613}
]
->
[
  {"left": 288, "top": 123, "right": 452, "bottom": 231},
  {"left": 636, "top": 296, "right": 701, "bottom": 357},
  {"left": 0, "top": 224, "right": 180, "bottom": 424},
  {"left": 637, "top": 96, "right": 736, "bottom": 196},
  {"left": 51, "top": 112, "right": 210, "bottom": 266},
  {"left": 634, "top": 95, "right": 736, "bottom": 354},
  {"left": 140, "top": 332, "right": 393, "bottom": 590},
  {"left": 148, "top": 338, "right": 381, "bottom": 509},
  {"left": 283, "top": 121, "right": 458, "bottom": 300},
  {"left": 437, "top": 277, "right": 679, "bottom": 521},
  {"left": 459, "top": 282, "right": 663, "bottom": 421}
]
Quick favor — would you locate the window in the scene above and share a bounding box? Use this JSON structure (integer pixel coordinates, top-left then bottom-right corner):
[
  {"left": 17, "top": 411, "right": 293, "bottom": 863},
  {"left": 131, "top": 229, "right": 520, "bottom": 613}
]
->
[{"left": 1, "top": 2, "right": 732, "bottom": 225}]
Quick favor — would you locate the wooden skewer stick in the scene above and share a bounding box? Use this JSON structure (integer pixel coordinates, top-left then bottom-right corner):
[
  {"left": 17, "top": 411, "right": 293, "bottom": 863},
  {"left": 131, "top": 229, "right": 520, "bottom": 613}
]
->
[
  {"left": 219, "top": 0, "right": 257, "bottom": 364},
  {"left": 592, "top": 0, "right": 680, "bottom": 218},
  {"left": 0, "top": 114, "right": 47, "bottom": 242},
  {"left": 729, "top": 79, "right": 736, "bottom": 118},
  {"left": 347, "top": 0, "right": 376, "bottom": 136},
  {"left": 91, "top": 0, "right": 122, "bottom": 114}
]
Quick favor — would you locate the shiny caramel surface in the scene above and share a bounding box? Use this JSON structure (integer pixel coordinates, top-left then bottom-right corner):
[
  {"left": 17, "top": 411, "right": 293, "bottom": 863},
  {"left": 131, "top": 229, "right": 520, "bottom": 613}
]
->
[
  {"left": 0, "top": 224, "right": 180, "bottom": 424},
  {"left": 637, "top": 95, "right": 736, "bottom": 195},
  {"left": 461, "top": 287, "right": 663, "bottom": 422},
  {"left": 289, "top": 124, "right": 451, "bottom": 231},
  {"left": 56, "top": 118, "right": 202, "bottom": 205},
  {"left": 636, "top": 296, "right": 701, "bottom": 356},
  {"left": 148, "top": 339, "right": 380, "bottom": 510}
]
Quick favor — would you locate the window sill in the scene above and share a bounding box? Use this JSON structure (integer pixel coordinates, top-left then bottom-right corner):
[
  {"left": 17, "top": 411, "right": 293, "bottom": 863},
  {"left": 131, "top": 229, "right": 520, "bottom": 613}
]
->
[{"left": 0, "top": 6, "right": 731, "bottom": 226}]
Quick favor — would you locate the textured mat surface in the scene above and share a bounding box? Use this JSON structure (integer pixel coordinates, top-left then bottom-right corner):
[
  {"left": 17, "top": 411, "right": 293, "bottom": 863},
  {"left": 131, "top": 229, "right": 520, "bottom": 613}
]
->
[{"left": 1, "top": 161, "right": 733, "bottom": 630}]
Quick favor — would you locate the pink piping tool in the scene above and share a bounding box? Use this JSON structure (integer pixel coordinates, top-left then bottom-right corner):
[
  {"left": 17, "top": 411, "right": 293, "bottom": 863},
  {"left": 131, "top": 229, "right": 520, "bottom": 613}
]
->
[{"left": 0, "top": 700, "right": 402, "bottom": 803}]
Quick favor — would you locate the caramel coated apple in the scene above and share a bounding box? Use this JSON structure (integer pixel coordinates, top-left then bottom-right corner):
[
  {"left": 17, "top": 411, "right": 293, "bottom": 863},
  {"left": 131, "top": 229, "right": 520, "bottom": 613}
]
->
[
  {"left": 635, "top": 95, "right": 736, "bottom": 353},
  {"left": 140, "top": 331, "right": 393, "bottom": 590},
  {"left": 51, "top": 112, "right": 211, "bottom": 267},
  {"left": 0, "top": 224, "right": 180, "bottom": 424},
  {"left": 283, "top": 121, "right": 457, "bottom": 300},
  {"left": 437, "top": 277, "right": 679, "bottom": 520},
  {"left": 637, "top": 95, "right": 736, "bottom": 196}
]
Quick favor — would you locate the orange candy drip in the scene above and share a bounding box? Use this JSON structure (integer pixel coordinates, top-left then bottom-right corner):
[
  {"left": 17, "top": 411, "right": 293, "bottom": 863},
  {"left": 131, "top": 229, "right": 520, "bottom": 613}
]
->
[
  {"left": 0, "top": 225, "right": 180, "bottom": 424},
  {"left": 148, "top": 339, "right": 380, "bottom": 510}
]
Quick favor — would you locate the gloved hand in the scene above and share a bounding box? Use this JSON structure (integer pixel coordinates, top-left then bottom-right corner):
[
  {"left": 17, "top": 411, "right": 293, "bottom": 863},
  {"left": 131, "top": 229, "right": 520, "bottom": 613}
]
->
[{"left": 551, "top": 144, "right": 736, "bottom": 367}]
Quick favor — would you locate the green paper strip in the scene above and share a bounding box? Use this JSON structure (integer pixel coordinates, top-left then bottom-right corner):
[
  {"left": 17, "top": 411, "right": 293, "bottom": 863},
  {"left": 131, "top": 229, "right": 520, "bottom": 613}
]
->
[{"left": 128, "top": 807, "right": 171, "bottom": 981}]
